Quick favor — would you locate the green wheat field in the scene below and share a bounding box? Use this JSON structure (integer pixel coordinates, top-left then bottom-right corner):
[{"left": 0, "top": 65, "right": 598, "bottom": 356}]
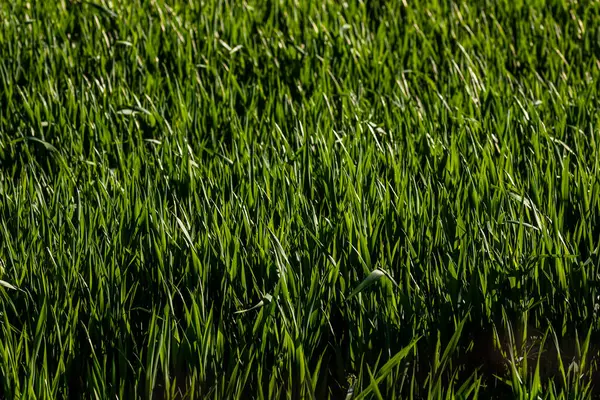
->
[{"left": 1, "top": 0, "right": 600, "bottom": 398}]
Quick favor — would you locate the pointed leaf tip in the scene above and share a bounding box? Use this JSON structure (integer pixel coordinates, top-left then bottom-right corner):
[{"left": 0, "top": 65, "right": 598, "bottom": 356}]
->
[
  {"left": 0, "top": 279, "right": 17, "bottom": 290},
  {"left": 347, "top": 269, "right": 387, "bottom": 300}
]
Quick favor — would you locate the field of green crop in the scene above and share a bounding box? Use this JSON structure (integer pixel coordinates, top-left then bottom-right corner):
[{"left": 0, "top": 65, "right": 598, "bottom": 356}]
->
[{"left": 1, "top": 0, "right": 600, "bottom": 398}]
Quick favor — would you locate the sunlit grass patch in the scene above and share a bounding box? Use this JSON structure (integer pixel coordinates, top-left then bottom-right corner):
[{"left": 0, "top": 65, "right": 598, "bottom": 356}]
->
[{"left": 1, "top": 0, "right": 600, "bottom": 398}]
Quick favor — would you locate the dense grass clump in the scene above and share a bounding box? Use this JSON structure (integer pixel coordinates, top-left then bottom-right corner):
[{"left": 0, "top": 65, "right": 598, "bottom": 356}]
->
[{"left": 1, "top": 0, "right": 600, "bottom": 398}]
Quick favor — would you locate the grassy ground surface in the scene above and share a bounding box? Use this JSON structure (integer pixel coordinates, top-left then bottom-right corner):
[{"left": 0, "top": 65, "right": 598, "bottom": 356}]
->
[{"left": 1, "top": 0, "right": 600, "bottom": 398}]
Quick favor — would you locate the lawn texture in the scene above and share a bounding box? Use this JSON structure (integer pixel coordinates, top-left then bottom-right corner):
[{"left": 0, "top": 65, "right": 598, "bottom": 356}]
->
[{"left": 1, "top": 0, "right": 600, "bottom": 398}]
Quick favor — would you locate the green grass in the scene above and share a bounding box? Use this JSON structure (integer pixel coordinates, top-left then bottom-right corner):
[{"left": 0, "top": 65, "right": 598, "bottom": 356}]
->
[{"left": 1, "top": 0, "right": 600, "bottom": 398}]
